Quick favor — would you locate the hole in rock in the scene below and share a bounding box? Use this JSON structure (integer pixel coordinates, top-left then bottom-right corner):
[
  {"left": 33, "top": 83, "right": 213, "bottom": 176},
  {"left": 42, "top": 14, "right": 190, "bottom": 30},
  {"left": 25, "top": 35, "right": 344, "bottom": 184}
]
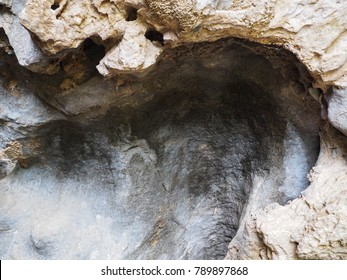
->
[
  {"left": 125, "top": 6, "right": 138, "bottom": 21},
  {"left": 0, "top": 39, "right": 321, "bottom": 260},
  {"left": 82, "top": 38, "right": 105, "bottom": 63},
  {"left": 51, "top": 2, "right": 60, "bottom": 10},
  {"left": 145, "top": 28, "right": 164, "bottom": 45},
  {"left": 0, "top": 28, "right": 13, "bottom": 55}
]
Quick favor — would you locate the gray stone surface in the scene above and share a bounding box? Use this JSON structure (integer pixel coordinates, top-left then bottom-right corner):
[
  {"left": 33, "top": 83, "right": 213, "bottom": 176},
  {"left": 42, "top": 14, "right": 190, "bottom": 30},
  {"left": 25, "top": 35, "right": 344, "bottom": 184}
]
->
[
  {"left": 0, "top": 158, "right": 16, "bottom": 179},
  {"left": 0, "top": 60, "right": 63, "bottom": 149},
  {"left": 1, "top": 0, "right": 346, "bottom": 260},
  {"left": 327, "top": 87, "right": 347, "bottom": 136},
  {"left": 9, "top": 0, "right": 26, "bottom": 15},
  {"left": 0, "top": 1, "right": 62, "bottom": 74},
  {"left": 0, "top": 40, "right": 321, "bottom": 259}
]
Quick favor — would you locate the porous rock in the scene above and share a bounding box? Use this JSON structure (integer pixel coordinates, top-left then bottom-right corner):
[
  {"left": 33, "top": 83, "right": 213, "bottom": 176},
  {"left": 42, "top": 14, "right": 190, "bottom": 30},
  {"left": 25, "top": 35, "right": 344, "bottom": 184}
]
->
[{"left": 15, "top": 0, "right": 347, "bottom": 88}]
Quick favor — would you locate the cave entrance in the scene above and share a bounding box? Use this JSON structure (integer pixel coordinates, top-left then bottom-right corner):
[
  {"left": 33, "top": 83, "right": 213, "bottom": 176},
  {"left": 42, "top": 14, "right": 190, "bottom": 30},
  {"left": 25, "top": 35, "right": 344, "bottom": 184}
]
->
[{"left": 0, "top": 39, "right": 321, "bottom": 260}]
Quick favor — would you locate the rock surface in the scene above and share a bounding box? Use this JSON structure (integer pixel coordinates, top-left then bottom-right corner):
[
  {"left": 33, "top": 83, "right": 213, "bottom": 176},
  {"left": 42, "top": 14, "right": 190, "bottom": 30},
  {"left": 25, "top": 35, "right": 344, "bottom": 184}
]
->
[
  {"left": 226, "top": 123, "right": 347, "bottom": 260},
  {"left": 0, "top": 0, "right": 346, "bottom": 260},
  {"left": 0, "top": 39, "right": 321, "bottom": 259},
  {"left": 15, "top": 0, "right": 347, "bottom": 89},
  {"left": 327, "top": 88, "right": 347, "bottom": 136}
]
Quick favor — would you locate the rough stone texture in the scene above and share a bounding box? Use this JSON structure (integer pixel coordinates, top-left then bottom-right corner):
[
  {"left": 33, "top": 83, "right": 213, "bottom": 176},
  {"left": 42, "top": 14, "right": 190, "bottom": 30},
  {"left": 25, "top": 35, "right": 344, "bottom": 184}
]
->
[
  {"left": 327, "top": 88, "right": 347, "bottom": 136},
  {"left": 0, "top": 39, "right": 321, "bottom": 259},
  {"left": 12, "top": 0, "right": 346, "bottom": 89},
  {"left": 97, "top": 21, "right": 163, "bottom": 76},
  {"left": 0, "top": 141, "right": 20, "bottom": 180},
  {"left": 18, "top": 0, "right": 163, "bottom": 75},
  {"left": 226, "top": 123, "right": 347, "bottom": 260},
  {"left": 0, "top": 0, "right": 347, "bottom": 260},
  {"left": 0, "top": 1, "right": 68, "bottom": 74}
]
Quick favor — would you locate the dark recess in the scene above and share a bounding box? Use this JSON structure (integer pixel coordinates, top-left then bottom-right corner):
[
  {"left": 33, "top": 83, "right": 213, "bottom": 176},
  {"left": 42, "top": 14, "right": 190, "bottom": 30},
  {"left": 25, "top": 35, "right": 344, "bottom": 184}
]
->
[
  {"left": 82, "top": 38, "right": 106, "bottom": 63},
  {"left": 126, "top": 6, "right": 138, "bottom": 21},
  {"left": 145, "top": 28, "right": 164, "bottom": 45},
  {"left": 51, "top": 4, "right": 59, "bottom": 10}
]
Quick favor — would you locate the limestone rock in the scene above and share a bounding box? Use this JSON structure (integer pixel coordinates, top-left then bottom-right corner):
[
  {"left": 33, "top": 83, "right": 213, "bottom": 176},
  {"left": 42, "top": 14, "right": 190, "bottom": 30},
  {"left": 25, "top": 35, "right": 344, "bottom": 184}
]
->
[
  {"left": 226, "top": 124, "right": 347, "bottom": 260},
  {"left": 168, "top": 0, "right": 347, "bottom": 89},
  {"left": 0, "top": 0, "right": 347, "bottom": 260},
  {"left": 17, "top": 0, "right": 347, "bottom": 88},
  {"left": 97, "top": 21, "right": 163, "bottom": 76},
  {"left": 144, "top": 0, "right": 200, "bottom": 32},
  {"left": 0, "top": 38, "right": 323, "bottom": 259},
  {"left": 20, "top": 0, "right": 122, "bottom": 54},
  {"left": 19, "top": 0, "right": 164, "bottom": 74},
  {"left": 0, "top": 0, "right": 62, "bottom": 74}
]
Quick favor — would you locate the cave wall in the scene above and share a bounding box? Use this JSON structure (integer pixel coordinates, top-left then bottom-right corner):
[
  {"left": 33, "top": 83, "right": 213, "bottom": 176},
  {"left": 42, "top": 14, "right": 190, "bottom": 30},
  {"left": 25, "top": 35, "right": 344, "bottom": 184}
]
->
[{"left": 1, "top": 0, "right": 347, "bottom": 260}]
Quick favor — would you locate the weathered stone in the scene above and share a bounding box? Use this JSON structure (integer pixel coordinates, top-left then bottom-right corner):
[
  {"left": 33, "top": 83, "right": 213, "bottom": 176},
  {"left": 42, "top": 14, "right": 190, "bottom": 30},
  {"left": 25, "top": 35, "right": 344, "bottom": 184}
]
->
[
  {"left": 13, "top": 0, "right": 347, "bottom": 88},
  {"left": 0, "top": 39, "right": 322, "bottom": 259},
  {"left": 0, "top": 158, "right": 16, "bottom": 180},
  {"left": 97, "top": 21, "right": 163, "bottom": 76},
  {"left": 226, "top": 124, "right": 347, "bottom": 260},
  {"left": 0, "top": 1, "right": 63, "bottom": 74},
  {"left": 327, "top": 88, "right": 347, "bottom": 136},
  {"left": 0, "top": 0, "right": 347, "bottom": 261}
]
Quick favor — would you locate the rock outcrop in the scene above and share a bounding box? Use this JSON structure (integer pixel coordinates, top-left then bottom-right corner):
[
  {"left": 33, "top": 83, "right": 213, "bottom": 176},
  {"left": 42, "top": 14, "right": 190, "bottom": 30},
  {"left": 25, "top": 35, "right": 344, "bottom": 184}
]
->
[
  {"left": 16, "top": 0, "right": 347, "bottom": 89},
  {"left": 226, "top": 123, "right": 347, "bottom": 260},
  {"left": 0, "top": 0, "right": 347, "bottom": 259}
]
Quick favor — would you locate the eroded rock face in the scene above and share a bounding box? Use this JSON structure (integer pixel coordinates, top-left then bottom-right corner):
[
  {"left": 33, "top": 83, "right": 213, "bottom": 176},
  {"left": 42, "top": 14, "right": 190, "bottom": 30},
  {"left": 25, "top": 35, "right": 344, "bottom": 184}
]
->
[
  {"left": 226, "top": 124, "right": 347, "bottom": 260},
  {"left": 0, "top": 0, "right": 346, "bottom": 260},
  {"left": 14, "top": 0, "right": 347, "bottom": 89},
  {"left": 0, "top": 38, "right": 321, "bottom": 259}
]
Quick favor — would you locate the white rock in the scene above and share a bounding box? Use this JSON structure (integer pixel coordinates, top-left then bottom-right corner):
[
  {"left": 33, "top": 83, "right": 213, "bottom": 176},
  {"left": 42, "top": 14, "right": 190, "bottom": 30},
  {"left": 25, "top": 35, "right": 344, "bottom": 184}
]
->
[{"left": 97, "top": 22, "right": 163, "bottom": 76}]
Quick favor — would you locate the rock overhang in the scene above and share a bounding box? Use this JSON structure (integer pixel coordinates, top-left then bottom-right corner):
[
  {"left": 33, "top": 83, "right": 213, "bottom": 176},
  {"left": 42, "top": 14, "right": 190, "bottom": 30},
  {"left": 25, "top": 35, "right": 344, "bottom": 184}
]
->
[{"left": 0, "top": 0, "right": 347, "bottom": 260}]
